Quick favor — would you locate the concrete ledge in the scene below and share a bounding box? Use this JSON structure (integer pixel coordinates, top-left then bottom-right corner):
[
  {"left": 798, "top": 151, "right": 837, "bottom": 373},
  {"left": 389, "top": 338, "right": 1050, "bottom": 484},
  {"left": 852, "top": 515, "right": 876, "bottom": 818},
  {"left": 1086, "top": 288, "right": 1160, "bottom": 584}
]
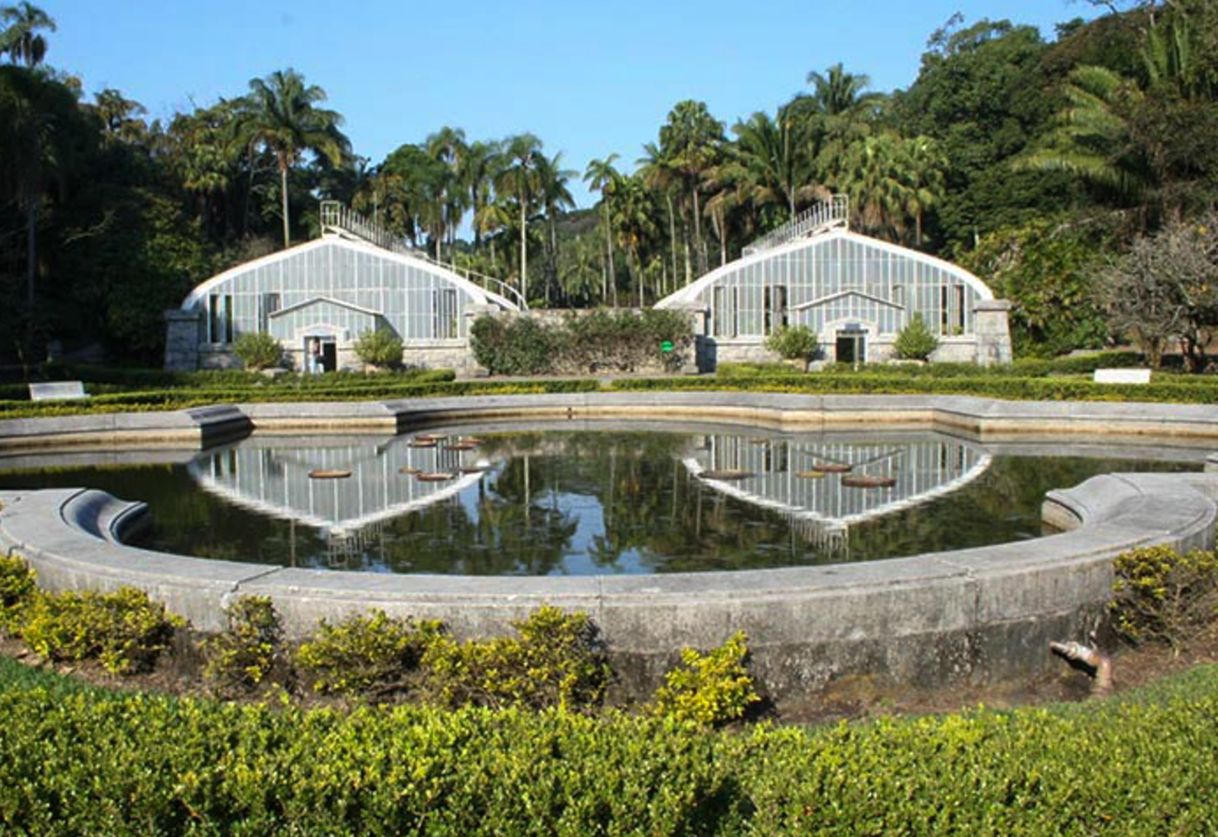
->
[
  {"left": 0, "top": 405, "right": 251, "bottom": 451},
  {"left": 4, "top": 392, "right": 1218, "bottom": 452},
  {"left": 3, "top": 465, "right": 1216, "bottom": 696}
]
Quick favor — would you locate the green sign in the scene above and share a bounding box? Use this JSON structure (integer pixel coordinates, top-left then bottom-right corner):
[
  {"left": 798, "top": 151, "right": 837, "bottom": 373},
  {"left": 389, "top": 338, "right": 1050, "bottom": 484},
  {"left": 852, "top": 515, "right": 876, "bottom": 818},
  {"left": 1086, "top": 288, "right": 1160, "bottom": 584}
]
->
[{"left": 660, "top": 340, "right": 674, "bottom": 353}]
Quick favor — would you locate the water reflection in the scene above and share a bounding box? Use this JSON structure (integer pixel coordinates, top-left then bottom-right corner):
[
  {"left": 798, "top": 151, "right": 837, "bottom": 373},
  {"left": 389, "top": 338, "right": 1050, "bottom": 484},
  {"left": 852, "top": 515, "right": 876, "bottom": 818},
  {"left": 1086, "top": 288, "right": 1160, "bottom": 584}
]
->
[
  {"left": 686, "top": 433, "right": 992, "bottom": 558},
  {"left": 0, "top": 425, "right": 1204, "bottom": 574},
  {"left": 174, "top": 429, "right": 1009, "bottom": 573}
]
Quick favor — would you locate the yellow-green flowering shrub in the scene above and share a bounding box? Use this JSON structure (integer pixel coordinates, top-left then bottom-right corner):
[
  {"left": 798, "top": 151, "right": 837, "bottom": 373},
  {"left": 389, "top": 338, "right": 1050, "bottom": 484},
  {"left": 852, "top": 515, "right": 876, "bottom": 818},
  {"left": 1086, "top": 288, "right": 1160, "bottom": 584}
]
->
[
  {"left": 294, "top": 609, "right": 444, "bottom": 698},
  {"left": 19, "top": 586, "right": 183, "bottom": 674},
  {"left": 203, "top": 596, "right": 283, "bottom": 694},
  {"left": 422, "top": 605, "right": 609, "bottom": 711},
  {"left": 0, "top": 553, "right": 36, "bottom": 635},
  {"left": 650, "top": 631, "right": 760, "bottom": 726},
  {"left": 1110, "top": 545, "right": 1218, "bottom": 649}
]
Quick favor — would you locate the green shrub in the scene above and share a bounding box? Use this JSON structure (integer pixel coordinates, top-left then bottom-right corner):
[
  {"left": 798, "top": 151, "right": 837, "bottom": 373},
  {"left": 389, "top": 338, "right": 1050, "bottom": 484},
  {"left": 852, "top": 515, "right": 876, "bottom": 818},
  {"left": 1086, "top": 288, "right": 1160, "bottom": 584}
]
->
[
  {"left": 0, "top": 553, "right": 36, "bottom": 635},
  {"left": 202, "top": 596, "right": 282, "bottom": 694},
  {"left": 893, "top": 314, "right": 939, "bottom": 360},
  {"left": 7, "top": 654, "right": 1218, "bottom": 831},
  {"left": 470, "top": 315, "right": 557, "bottom": 375},
  {"left": 353, "top": 328, "right": 404, "bottom": 369},
  {"left": 1110, "top": 546, "right": 1218, "bottom": 650},
  {"left": 422, "top": 605, "right": 609, "bottom": 711},
  {"left": 232, "top": 332, "right": 284, "bottom": 371},
  {"left": 650, "top": 631, "right": 760, "bottom": 727},
  {"left": 19, "top": 587, "right": 183, "bottom": 674},
  {"left": 764, "top": 325, "right": 819, "bottom": 360},
  {"left": 294, "top": 610, "right": 444, "bottom": 698}
]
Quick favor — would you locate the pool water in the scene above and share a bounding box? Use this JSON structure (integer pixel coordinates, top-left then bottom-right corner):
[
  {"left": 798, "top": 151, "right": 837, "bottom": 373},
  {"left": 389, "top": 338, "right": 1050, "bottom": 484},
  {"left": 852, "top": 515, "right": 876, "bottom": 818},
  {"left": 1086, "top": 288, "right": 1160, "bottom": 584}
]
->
[{"left": 0, "top": 425, "right": 1202, "bottom": 575}]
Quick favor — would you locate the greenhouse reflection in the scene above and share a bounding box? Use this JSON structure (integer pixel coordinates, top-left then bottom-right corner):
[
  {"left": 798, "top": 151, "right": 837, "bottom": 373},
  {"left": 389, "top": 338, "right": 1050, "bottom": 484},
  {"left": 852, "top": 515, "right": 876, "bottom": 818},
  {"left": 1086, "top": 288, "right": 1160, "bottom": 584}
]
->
[
  {"left": 685, "top": 433, "right": 992, "bottom": 555},
  {"left": 187, "top": 434, "right": 490, "bottom": 567}
]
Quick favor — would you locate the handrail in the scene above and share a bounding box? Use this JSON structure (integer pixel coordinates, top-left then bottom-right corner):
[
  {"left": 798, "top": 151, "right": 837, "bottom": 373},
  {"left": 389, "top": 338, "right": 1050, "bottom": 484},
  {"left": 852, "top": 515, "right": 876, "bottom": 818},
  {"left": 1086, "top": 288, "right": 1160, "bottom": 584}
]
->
[
  {"left": 318, "top": 200, "right": 527, "bottom": 310},
  {"left": 741, "top": 194, "right": 849, "bottom": 256}
]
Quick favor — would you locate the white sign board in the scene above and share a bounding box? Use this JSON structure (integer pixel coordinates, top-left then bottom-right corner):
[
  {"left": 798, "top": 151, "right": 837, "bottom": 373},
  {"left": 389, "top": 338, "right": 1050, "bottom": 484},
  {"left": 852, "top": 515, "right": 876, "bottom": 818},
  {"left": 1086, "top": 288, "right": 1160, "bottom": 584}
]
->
[{"left": 1093, "top": 368, "right": 1151, "bottom": 385}]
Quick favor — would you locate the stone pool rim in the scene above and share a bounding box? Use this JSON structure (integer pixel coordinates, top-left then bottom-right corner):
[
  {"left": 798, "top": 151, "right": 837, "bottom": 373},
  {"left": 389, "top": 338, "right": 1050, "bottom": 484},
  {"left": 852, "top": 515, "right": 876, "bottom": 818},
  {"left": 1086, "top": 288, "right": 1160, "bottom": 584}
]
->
[{"left": 2, "top": 391, "right": 1217, "bottom": 696}]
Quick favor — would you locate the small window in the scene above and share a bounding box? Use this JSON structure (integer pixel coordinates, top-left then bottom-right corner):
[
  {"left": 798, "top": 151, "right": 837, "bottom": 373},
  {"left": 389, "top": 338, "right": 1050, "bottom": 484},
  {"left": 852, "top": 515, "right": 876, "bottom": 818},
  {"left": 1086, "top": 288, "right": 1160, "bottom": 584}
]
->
[
  {"left": 939, "top": 285, "right": 950, "bottom": 334},
  {"left": 432, "top": 288, "right": 459, "bottom": 339},
  {"left": 954, "top": 285, "right": 966, "bottom": 332},
  {"left": 712, "top": 287, "right": 739, "bottom": 338},
  {"left": 207, "top": 294, "right": 233, "bottom": 344},
  {"left": 208, "top": 295, "right": 221, "bottom": 343},
  {"left": 893, "top": 285, "right": 905, "bottom": 310},
  {"left": 763, "top": 285, "right": 788, "bottom": 334},
  {"left": 259, "top": 293, "right": 281, "bottom": 332},
  {"left": 223, "top": 295, "right": 233, "bottom": 344}
]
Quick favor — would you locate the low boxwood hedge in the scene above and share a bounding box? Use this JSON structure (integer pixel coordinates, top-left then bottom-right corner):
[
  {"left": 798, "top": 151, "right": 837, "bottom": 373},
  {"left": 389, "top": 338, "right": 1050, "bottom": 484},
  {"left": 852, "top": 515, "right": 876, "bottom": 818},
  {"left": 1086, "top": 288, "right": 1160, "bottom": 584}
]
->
[
  {"left": 1, "top": 656, "right": 1216, "bottom": 832},
  {"left": 0, "top": 378, "right": 601, "bottom": 420},
  {"left": 613, "top": 372, "right": 1218, "bottom": 403}
]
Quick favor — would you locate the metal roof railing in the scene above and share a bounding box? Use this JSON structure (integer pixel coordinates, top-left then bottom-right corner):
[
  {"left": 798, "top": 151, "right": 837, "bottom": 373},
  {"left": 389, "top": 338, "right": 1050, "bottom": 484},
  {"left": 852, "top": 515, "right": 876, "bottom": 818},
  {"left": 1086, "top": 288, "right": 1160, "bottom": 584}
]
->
[
  {"left": 741, "top": 194, "right": 849, "bottom": 256},
  {"left": 318, "top": 200, "right": 527, "bottom": 310}
]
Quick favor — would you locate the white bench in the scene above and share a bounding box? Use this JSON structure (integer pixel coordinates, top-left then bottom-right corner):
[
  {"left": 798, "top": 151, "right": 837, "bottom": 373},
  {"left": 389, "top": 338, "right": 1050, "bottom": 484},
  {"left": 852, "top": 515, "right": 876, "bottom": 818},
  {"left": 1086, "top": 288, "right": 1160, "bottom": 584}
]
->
[
  {"left": 28, "top": 381, "right": 89, "bottom": 401},
  {"left": 1092, "top": 368, "right": 1151, "bottom": 385}
]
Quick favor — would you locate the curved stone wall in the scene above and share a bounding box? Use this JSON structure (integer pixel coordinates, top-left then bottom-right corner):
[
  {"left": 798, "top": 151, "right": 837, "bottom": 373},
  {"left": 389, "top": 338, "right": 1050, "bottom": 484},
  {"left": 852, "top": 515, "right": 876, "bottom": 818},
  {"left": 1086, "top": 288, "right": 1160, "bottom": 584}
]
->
[{"left": 2, "top": 392, "right": 1217, "bottom": 696}]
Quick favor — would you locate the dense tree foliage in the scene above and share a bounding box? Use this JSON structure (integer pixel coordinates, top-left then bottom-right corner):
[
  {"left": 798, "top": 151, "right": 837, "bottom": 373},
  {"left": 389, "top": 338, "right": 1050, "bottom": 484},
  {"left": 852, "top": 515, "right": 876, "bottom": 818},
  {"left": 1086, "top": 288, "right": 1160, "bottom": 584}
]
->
[{"left": 2, "top": 2, "right": 1217, "bottom": 366}]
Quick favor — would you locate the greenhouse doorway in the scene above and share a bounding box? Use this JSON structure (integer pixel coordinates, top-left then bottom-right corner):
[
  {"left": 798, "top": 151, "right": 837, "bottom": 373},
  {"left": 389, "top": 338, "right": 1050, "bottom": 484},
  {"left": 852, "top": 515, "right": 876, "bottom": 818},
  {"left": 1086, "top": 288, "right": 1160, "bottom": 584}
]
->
[
  {"left": 303, "top": 335, "right": 338, "bottom": 374},
  {"left": 835, "top": 325, "right": 866, "bottom": 366}
]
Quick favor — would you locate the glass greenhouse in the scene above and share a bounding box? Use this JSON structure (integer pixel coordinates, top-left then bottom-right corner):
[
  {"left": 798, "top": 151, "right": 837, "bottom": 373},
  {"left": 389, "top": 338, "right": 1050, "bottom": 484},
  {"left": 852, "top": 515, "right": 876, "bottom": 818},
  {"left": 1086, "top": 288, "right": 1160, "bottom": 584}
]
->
[
  {"left": 166, "top": 232, "right": 518, "bottom": 372},
  {"left": 656, "top": 215, "right": 1010, "bottom": 366}
]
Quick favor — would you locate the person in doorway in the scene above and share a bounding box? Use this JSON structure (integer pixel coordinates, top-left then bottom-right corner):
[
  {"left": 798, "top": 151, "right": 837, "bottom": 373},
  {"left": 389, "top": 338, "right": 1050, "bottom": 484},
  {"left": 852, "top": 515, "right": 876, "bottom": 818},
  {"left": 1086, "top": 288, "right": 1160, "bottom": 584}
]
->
[{"left": 311, "top": 339, "right": 325, "bottom": 374}]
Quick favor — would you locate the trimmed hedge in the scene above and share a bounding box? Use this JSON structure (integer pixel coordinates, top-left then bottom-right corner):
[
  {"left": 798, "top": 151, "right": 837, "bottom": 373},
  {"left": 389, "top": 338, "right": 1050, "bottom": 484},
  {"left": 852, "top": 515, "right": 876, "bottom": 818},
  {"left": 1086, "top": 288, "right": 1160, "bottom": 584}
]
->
[
  {"left": 614, "top": 372, "right": 1218, "bottom": 403},
  {"left": 0, "top": 378, "right": 601, "bottom": 420},
  {"left": 2, "top": 656, "right": 1218, "bottom": 832}
]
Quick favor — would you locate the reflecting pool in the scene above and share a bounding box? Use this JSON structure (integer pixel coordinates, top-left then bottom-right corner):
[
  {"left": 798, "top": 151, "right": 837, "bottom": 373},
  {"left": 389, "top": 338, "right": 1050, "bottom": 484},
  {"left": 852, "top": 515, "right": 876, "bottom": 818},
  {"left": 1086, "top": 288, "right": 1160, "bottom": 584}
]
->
[{"left": 0, "top": 423, "right": 1203, "bottom": 575}]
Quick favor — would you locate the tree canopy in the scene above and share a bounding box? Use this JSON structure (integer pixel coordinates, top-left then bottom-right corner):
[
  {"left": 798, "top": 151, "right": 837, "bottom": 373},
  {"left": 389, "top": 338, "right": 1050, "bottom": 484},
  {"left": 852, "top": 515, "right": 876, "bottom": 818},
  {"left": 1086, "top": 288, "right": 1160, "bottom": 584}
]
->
[{"left": 3, "top": 2, "right": 1218, "bottom": 365}]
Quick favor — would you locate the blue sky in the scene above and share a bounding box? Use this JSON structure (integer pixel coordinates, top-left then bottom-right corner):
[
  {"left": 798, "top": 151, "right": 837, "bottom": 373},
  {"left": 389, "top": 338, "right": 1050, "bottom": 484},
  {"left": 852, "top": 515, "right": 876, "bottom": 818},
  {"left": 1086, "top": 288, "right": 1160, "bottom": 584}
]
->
[{"left": 47, "top": 0, "right": 1096, "bottom": 209}]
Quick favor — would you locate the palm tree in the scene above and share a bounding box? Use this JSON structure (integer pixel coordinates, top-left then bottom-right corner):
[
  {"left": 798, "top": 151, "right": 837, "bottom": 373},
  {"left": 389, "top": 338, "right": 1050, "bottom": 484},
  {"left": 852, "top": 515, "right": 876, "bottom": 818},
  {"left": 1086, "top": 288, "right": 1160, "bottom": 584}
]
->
[
  {"left": 380, "top": 142, "right": 448, "bottom": 249},
  {"left": 701, "top": 159, "right": 746, "bottom": 268},
  {"left": 462, "top": 139, "right": 504, "bottom": 254},
  {"left": 92, "top": 88, "right": 147, "bottom": 144},
  {"left": 235, "top": 68, "right": 350, "bottom": 248},
  {"left": 426, "top": 126, "right": 468, "bottom": 261},
  {"left": 610, "top": 175, "right": 658, "bottom": 308},
  {"left": 536, "top": 151, "right": 575, "bottom": 305},
  {"left": 583, "top": 153, "right": 621, "bottom": 305},
  {"left": 636, "top": 142, "right": 681, "bottom": 291},
  {"left": 475, "top": 197, "right": 513, "bottom": 275},
  {"left": 495, "top": 133, "right": 543, "bottom": 302},
  {"left": 840, "top": 133, "right": 910, "bottom": 238},
  {"left": 1, "top": 3, "right": 55, "bottom": 68},
  {"left": 805, "top": 62, "right": 883, "bottom": 117},
  {"left": 900, "top": 136, "right": 946, "bottom": 247},
  {"left": 1015, "top": 65, "right": 1149, "bottom": 208},
  {"left": 731, "top": 105, "right": 828, "bottom": 222},
  {"left": 0, "top": 64, "right": 77, "bottom": 316},
  {"left": 658, "top": 100, "right": 724, "bottom": 278}
]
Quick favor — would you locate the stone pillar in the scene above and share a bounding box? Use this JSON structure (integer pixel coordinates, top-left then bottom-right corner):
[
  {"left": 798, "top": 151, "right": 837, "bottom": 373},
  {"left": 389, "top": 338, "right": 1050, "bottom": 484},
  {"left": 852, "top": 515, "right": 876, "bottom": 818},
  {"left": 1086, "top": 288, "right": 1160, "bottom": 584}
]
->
[
  {"left": 163, "top": 309, "right": 201, "bottom": 371},
  {"left": 665, "top": 302, "right": 708, "bottom": 373},
  {"left": 460, "top": 303, "right": 501, "bottom": 377},
  {"left": 974, "top": 299, "right": 1013, "bottom": 367}
]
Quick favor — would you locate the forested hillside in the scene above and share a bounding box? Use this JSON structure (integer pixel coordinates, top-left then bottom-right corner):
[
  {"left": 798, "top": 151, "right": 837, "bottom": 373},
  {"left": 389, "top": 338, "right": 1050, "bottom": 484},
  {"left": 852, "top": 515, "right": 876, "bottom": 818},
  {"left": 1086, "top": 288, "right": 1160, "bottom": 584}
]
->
[{"left": 2, "top": 2, "right": 1215, "bottom": 364}]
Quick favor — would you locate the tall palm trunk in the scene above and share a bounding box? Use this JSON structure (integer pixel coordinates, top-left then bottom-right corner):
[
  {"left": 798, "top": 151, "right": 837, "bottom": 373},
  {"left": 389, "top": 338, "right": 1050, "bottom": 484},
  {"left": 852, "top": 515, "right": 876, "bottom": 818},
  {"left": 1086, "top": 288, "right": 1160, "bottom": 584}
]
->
[
  {"left": 25, "top": 202, "right": 37, "bottom": 313},
  {"left": 692, "top": 185, "right": 706, "bottom": 276},
  {"left": 666, "top": 192, "right": 678, "bottom": 289},
  {"left": 519, "top": 200, "right": 528, "bottom": 302},
  {"left": 279, "top": 159, "right": 291, "bottom": 248},
  {"left": 603, "top": 206, "right": 616, "bottom": 307},
  {"left": 682, "top": 202, "right": 692, "bottom": 286}
]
